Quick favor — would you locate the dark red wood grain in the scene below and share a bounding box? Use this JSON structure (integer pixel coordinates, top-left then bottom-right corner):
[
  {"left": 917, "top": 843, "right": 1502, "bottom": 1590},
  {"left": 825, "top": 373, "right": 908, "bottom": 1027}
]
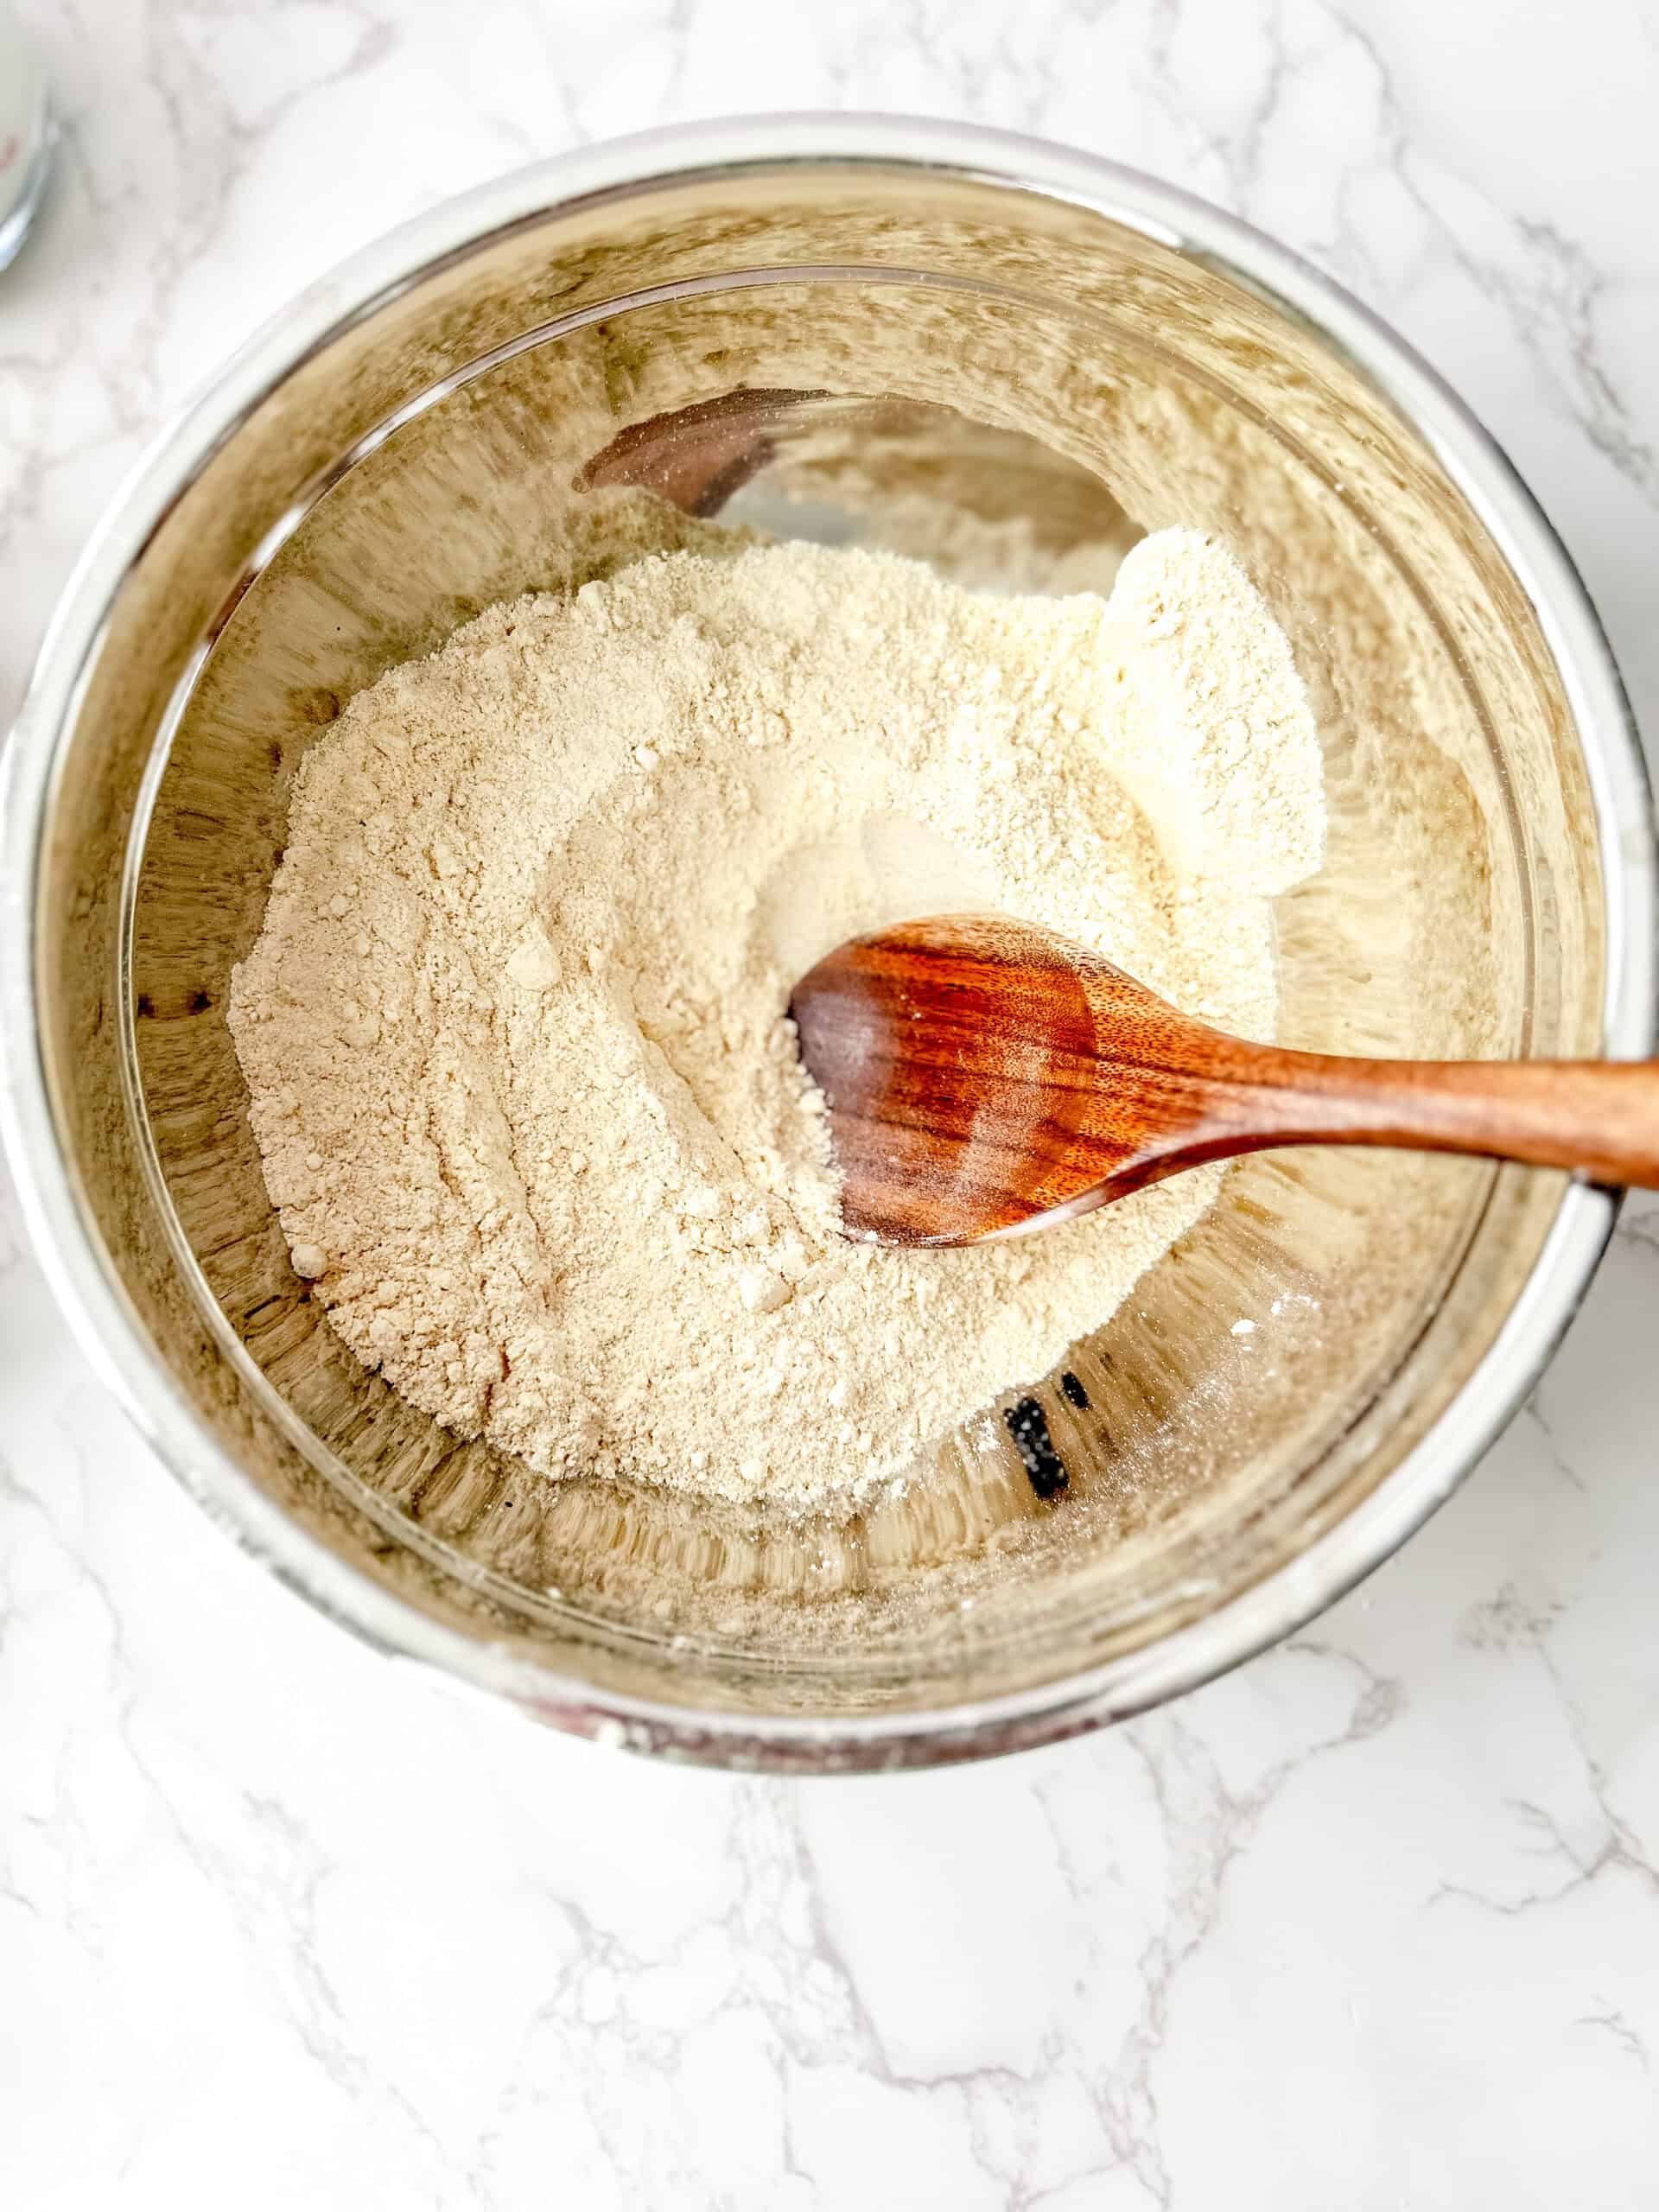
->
[{"left": 789, "top": 914, "right": 1659, "bottom": 1246}]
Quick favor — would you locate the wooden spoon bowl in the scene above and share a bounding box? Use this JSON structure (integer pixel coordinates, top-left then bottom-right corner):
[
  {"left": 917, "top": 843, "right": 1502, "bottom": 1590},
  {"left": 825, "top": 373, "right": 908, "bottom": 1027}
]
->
[{"left": 789, "top": 914, "right": 1659, "bottom": 1247}]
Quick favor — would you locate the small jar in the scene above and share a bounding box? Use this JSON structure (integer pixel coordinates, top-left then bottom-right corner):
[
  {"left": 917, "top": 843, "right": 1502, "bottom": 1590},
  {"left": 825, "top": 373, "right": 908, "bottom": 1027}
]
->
[{"left": 0, "top": 4, "right": 51, "bottom": 271}]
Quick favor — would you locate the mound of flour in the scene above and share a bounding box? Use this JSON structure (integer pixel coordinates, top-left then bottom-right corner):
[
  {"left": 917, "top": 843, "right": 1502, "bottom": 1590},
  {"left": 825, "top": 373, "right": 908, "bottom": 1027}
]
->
[{"left": 228, "top": 531, "right": 1323, "bottom": 1516}]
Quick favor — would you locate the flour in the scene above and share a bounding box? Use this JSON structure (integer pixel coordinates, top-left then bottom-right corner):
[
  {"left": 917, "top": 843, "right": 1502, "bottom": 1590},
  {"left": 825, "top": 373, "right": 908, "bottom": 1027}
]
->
[{"left": 227, "top": 529, "right": 1324, "bottom": 1518}]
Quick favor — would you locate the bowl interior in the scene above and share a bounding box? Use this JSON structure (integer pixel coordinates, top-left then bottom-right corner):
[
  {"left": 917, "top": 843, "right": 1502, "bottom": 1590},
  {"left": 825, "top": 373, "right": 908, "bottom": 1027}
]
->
[{"left": 29, "top": 156, "right": 1611, "bottom": 1740}]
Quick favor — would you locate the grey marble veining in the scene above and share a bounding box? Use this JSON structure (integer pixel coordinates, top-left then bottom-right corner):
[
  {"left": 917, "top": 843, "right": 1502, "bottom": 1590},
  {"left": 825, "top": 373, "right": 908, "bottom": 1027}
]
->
[{"left": 3, "top": 3, "right": 1658, "bottom": 2205}]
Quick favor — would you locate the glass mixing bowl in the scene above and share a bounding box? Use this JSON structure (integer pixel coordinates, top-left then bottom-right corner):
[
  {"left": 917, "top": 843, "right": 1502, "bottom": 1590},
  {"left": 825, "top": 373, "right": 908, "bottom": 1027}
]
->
[{"left": 2, "top": 118, "right": 1652, "bottom": 1769}]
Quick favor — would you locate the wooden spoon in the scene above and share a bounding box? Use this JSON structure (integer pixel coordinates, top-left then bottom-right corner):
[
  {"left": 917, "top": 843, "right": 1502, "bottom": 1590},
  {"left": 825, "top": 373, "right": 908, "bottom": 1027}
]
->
[{"left": 788, "top": 913, "right": 1659, "bottom": 1247}]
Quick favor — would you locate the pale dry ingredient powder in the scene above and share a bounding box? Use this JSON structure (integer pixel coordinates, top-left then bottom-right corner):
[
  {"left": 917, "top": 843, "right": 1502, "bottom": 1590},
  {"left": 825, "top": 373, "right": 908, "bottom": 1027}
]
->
[{"left": 229, "top": 530, "right": 1324, "bottom": 1518}]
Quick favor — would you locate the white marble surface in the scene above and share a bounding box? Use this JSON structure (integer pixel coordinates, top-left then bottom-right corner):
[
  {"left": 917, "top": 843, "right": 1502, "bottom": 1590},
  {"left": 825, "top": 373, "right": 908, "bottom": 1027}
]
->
[{"left": 3, "top": 3, "right": 1659, "bottom": 2204}]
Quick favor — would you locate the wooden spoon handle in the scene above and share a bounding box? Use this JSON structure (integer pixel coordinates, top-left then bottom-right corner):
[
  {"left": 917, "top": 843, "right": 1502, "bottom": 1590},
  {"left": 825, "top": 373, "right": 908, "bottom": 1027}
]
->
[{"left": 1173, "top": 1043, "right": 1659, "bottom": 1187}]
